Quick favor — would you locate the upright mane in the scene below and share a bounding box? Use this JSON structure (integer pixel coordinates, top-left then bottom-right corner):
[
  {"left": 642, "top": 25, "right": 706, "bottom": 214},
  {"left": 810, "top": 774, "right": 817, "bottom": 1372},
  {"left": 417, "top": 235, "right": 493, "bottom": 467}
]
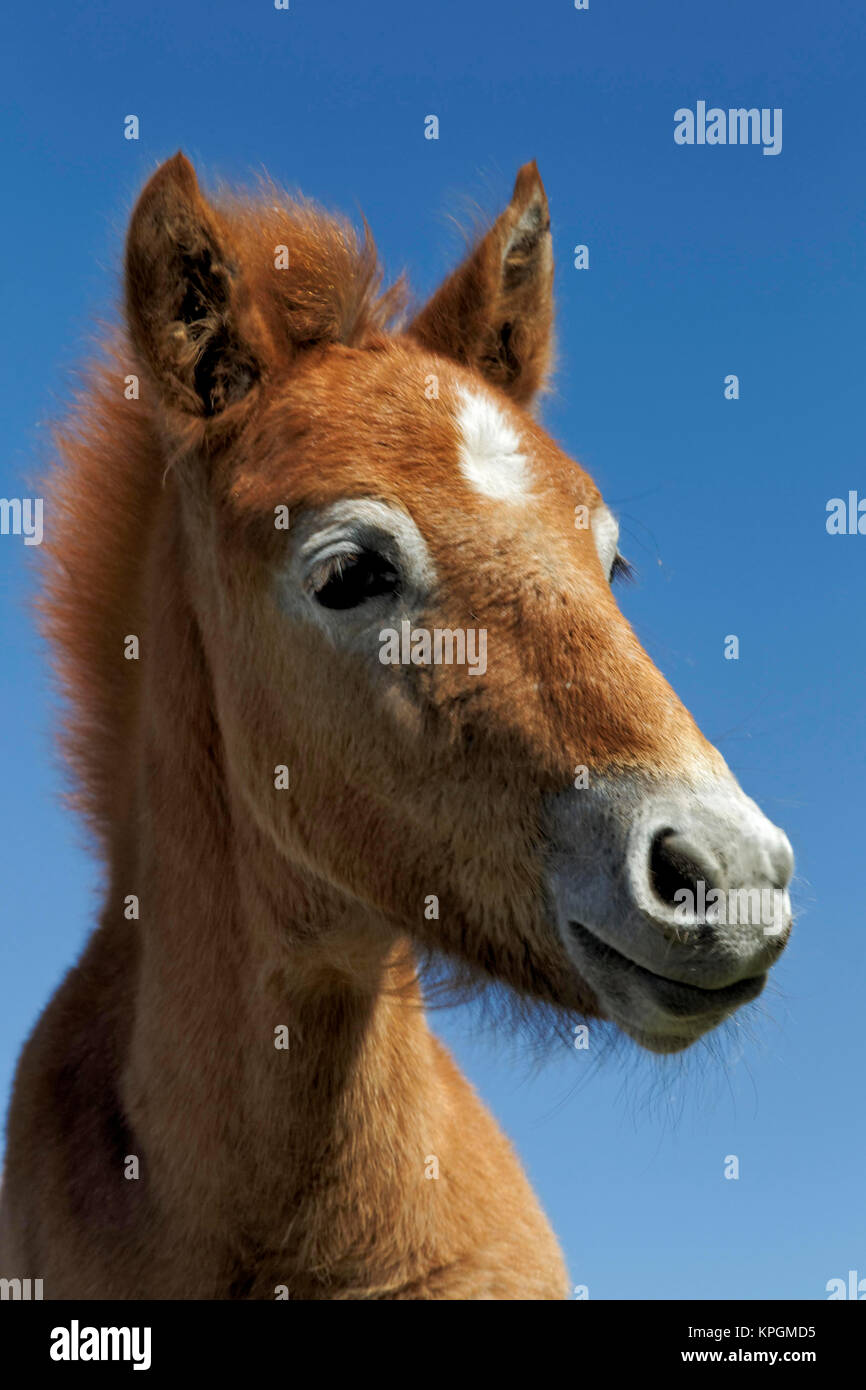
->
[{"left": 39, "top": 179, "right": 406, "bottom": 856}]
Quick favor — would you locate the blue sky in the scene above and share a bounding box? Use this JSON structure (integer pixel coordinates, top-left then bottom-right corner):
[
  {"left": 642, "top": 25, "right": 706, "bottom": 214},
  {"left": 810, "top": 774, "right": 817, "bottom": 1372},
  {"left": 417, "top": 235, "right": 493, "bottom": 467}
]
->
[{"left": 1, "top": 0, "right": 863, "bottom": 1299}]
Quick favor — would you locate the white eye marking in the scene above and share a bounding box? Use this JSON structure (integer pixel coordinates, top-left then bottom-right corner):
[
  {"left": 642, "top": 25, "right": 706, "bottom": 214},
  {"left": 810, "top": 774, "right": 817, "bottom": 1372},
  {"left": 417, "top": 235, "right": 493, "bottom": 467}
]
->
[
  {"left": 455, "top": 387, "right": 531, "bottom": 502},
  {"left": 296, "top": 500, "right": 434, "bottom": 590},
  {"left": 591, "top": 505, "right": 619, "bottom": 578}
]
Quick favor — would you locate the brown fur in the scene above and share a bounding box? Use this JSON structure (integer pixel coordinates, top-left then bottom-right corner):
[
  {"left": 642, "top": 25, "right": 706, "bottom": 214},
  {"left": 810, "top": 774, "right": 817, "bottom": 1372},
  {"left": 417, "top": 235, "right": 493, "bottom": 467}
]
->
[{"left": 0, "top": 155, "right": 721, "bottom": 1300}]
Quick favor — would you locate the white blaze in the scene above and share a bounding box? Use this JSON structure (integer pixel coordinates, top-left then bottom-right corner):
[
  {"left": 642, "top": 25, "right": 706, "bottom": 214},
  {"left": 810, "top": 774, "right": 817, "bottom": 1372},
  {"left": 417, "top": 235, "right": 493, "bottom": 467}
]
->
[{"left": 455, "top": 387, "right": 531, "bottom": 502}]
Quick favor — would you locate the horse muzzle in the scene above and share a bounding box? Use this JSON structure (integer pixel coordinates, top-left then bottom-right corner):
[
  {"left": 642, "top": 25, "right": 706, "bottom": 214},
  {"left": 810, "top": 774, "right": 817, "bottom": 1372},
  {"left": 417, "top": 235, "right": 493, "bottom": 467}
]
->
[{"left": 545, "top": 772, "right": 794, "bottom": 1053}]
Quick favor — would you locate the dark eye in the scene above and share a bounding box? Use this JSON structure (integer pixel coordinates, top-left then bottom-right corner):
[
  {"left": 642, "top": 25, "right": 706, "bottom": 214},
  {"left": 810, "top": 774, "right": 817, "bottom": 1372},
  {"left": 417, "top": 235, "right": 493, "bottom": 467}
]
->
[{"left": 311, "top": 549, "right": 401, "bottom": 610}]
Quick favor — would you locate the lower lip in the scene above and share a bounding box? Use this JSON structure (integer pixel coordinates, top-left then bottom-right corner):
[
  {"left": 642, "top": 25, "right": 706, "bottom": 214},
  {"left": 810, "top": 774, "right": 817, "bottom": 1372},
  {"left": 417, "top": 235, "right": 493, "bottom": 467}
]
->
[{"left": 568, "top": 922, "right": 767, "bottom": 1018}]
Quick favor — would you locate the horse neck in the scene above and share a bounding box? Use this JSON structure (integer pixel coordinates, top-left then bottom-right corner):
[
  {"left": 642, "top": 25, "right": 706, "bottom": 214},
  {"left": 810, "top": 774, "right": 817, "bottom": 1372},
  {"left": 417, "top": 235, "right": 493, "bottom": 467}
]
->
[{"left": 117, "top": 508, "right": 439, "bottom": 1261}]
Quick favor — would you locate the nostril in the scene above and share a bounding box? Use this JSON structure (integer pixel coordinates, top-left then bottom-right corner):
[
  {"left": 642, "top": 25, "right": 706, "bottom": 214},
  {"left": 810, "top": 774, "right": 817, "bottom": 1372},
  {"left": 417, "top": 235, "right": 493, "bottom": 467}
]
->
[{"left": 649, "top": 829, "right": 721, "bottom": 909}]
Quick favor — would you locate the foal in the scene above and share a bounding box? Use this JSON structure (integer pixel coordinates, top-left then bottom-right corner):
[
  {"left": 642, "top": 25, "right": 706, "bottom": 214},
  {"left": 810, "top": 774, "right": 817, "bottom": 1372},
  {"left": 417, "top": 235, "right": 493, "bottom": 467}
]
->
[{"left": 0, "top": 155, "right": 794, "bottom": 1299}]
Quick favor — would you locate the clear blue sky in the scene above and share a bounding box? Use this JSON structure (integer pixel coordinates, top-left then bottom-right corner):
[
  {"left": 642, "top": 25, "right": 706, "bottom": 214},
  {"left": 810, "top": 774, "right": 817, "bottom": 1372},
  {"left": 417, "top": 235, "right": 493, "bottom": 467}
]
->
[{"left": 1, "top": 0, "right": 863, "bottom": 1299}]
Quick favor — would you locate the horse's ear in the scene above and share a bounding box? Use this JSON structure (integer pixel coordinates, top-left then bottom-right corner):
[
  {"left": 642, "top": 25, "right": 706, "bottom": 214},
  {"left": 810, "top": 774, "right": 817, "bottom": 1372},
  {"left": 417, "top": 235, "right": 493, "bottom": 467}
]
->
[
  {"left": 125, "top": 152, "right": 267, "bottom": 420},
  {"left": 408, "top": 161, "right": 554, "bottom": 405}
]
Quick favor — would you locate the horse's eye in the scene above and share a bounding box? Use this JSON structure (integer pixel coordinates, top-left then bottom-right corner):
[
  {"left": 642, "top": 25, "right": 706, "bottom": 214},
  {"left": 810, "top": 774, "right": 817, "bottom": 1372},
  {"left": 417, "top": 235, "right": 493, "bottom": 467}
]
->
[{"left": 311, "top": 549, "right": 401, "bottom": 610}]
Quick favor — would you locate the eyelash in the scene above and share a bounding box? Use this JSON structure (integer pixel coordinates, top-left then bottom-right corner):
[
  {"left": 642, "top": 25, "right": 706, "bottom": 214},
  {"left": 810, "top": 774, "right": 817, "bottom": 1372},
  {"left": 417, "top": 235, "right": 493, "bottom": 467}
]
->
[
  {"left": 309, "top": 548, "right": 401, "bottom": 610},
  {"left": 610, "top": 552, "right": 634, "bottom": 584}
]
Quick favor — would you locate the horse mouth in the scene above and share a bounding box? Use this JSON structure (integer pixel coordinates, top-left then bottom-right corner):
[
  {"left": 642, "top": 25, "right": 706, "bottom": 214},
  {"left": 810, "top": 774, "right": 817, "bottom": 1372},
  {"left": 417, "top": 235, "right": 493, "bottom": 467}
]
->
[{"left": 567, "top": 921, "right": 767, "bottom": 1051}]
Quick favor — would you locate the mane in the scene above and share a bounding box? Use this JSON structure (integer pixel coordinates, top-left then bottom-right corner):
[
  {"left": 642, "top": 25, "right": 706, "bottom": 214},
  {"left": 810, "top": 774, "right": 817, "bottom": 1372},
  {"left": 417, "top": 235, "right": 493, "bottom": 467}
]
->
[{"left": 39, "top": 179, "right": 407, "bottom": 856}]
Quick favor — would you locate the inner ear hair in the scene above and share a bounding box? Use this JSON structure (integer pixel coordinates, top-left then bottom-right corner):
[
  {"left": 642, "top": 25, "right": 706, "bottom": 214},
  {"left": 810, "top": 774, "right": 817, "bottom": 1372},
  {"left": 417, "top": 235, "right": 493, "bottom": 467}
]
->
[
  {"left": 502, "top": 192, "right": 550, "bottom": 291},
  {"left": 176, "top": 242, "right": 260, "bottom": 416}
]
